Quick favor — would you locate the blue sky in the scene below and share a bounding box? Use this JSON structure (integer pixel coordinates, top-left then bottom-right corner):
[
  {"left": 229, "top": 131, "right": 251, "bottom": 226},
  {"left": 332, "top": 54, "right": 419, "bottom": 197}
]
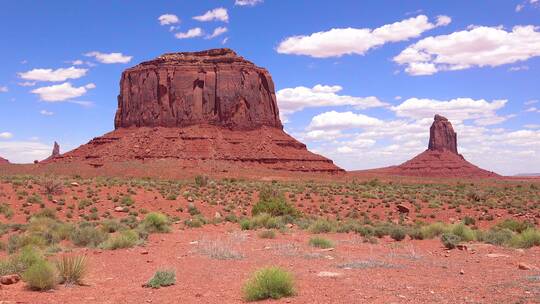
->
[{"left": 0, "top": 0, "right": 539, "bottom": 175}]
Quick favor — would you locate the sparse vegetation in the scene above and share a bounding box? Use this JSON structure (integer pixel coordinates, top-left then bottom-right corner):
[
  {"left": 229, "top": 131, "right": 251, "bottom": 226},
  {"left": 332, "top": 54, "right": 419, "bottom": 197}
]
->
[
  {"left": 145, "top": 269, "right": 176, "bottom": 288},
  {"left": 23, "top": 259, "right": 57, "bottom": 291},
  {"left": 308, "top": 237, "right": 333, "bottom": 249},
  {"left": 56, "top": 255, "right": 87, "bottom": 286},
  {"left": 243, "top": 267, "right": 295, "bottom": 301}
]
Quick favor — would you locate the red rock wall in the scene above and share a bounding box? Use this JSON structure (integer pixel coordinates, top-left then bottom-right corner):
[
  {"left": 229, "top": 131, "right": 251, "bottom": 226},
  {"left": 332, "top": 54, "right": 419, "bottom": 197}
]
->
[
  {"left": 114, "top": 49, "right": 282, "bottom": 130},
  {"left": 428, "top": 114, "right": 458, "bottom": 154}
]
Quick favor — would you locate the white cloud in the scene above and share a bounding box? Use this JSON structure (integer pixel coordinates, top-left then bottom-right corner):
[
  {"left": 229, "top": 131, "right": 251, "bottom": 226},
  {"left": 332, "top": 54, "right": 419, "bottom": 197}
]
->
[
  {"left": 516, "top": 4, "right": 525, "bottom": 12},
  {"left": 525, "top": 99, "right": 539, "bottom": 105},
  {"left": 206, "top": 26, "right": 228, "bottom": 39},
  {"left": 193, "top": 7, "right": 228, "bottom": 22},
  {"left": 18, "top": 67, "right": 88, "bottom": 82},
  {"left": 235, "top": 0, "right": 263, "bottom": 6},
  {"left": 308, "top": 111, "right": 383, "bottom": 130},
  {"left": 39, "top": 110, "right": 54, "bottom": 116},
  {"left": 158, "top": 14, "right": 180, "bottom": 25},
  {"left": 0, "top": 140, "right": 51, "bottom": 163},
  {"left": 31, "top": 82, "right": 96, "bottom": 102},
  {"left": 175, "top": 28, "right": 204, "bottom": 39},
  {"left": 395, "top": 25, "right": 540, "bottom": 75},
  {"left": 85, "top": 51, "right": 132, "bottom": 64},
  {"left": 0, "top": 132, "right": 13, "bottom": 139},
  {"left": 18, "top": 81, "right": 36, "bottom": 87},
  {"left": 277, "top": 15, "right": 450, "bottom": 58},
  {"left": 276, "top": 84, "right": 386, "bottom": 119},
  {"left": 508, "top": 65, "right": 530, "bottom": 71},
  {"left": 0, "top": 86, "right": 7, "bottom": 92},
  {"left": 71, "top": 60, "right": 84, "bottom": 65},
  {"left": 391, "top": 97, "right": 508, "bottom": 125}
]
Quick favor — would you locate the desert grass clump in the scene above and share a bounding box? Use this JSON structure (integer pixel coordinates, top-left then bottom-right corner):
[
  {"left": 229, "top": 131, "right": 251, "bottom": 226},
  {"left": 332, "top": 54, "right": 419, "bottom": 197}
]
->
[
  {"left": 509, "top": 228, "right": 540, "bottom": 248},
  {"left": 196, "top": 239, "right": 244, "bottom": 260},
  {"left": 440, "top": 233, "right": 461, "bottom": 249},
  {"left": 252, "top": 187, "right": 299, "bottom": 217},
  {"left": 243, "top": 267, "right": 295, "bottom": 301},
  {"left": 258, "top": 230, "right": 276, "bottom": 239},
  {"left": 451, "top": 223, "right": 475, "bottom": 242},
  {"left": 308, "top": 237, "right": 333, "bottom": 249},
  {"left": 70, "top": 226, "right": 108, "bottom": 248},
  {"left": 22, "top": 259, "right": 57, "bottom": 291},
  {"left": 40, "top": 176, "right": 63, "bottom": 195},
  {"left": 99, "top": 230, "right": 140, "bottom": 250},
  {"left": 140, "top": 212, "right": 170, "bottom": 233},
  {"left": 56, "top": 255, "right": 87, "bottom": 285},
  {"left": 390, "top": 226, "right": 407, "bottom": 241},
  {"left": 145, "top": 269, "right": 176, "bottom": 288},
  {"left": 308, "top": 219, "right": 335, "bottom": 234}
]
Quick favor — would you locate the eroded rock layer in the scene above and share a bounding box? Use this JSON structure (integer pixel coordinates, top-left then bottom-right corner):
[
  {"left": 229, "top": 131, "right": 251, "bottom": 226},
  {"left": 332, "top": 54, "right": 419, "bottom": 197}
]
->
[
  {"left": 0, "top": 156, "right": 9, "bottom": 165},
  {"left": 55, "top": 126, "right": 341, "bottom": 172},
  {"left": 114, "top": 48, "right": 282, "bottom": 130}
]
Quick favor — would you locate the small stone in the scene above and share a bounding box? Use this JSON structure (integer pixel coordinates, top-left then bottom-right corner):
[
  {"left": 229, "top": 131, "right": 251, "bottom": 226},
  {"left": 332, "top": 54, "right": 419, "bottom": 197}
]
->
[
  {"left": 317, "top": 271, "right": 342, "bottom": 278},
  {"left": 396, "top": 204, "right": 410, "bottom": 214},
  {"left": 214, "top": 212, "right": 222, "bottom": 219},
  {"left": 70, "top": 182, "right": 80, "bottom": 187},
  {"left": 114, "top": 206, "right": 127, "bottom": 212},
  {"left": 140, "top": 250, "right": 149, "bottom": 255},
  {"left": 486, "top": 253, "right": 510, "bottom": 258},
  {"left": 518, "top": 262, "right": 534, "bottom": 270},
  {"left": 460, "top": 269, "right": 465, "bottom": 275},
  {"left": 0, "top": 274, "right": 21, "bottom": 285},
  {"left": 457, "top": 244, "right": 468, "bottom": 251}
]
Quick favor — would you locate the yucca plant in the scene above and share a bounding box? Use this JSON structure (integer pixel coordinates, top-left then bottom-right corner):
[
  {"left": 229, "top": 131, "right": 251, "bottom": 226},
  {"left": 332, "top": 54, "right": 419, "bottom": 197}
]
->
[{"left": 56, "top": 255, "right": 87, "bottom": 286}]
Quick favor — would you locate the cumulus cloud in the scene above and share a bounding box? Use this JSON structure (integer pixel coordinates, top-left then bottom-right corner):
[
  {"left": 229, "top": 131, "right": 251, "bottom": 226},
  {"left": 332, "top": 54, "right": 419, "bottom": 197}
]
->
[
  {"left": 206, "top": 27, "right": 228, "bottom": 39},
  {"left": 85, "top": 51, "right": 132, "bottom": 64},
  {"left": 39, "top": 110, "right": 54, "bottom": 116},
  {"left": 0, "top": 140, "right": 51, "bottom": 163},
  {"left": 175, "top": 27, "right": 204, "bottom": 39},
  {"left": 525, "top": 99, "right": 539, "bottom": 105},
  {"left": 18, "top": 67, "right": 88, "bottom": 82},
  {"left": 235, "top": 0, "right": 263, "bottom": 6},
  {"left": 31, "top": 82, "right": 96, "bottom": 102},
  {"left": 277, "top": 15, "right": 450, "bottom": 58},
  {"left": 394, "top": 25, "right": 540, "bottom": 75},
  {"left": 307, "top": 111, "right": 383, "bottom": 130},
  {"left": 0, "top": 86, "right": 7, "bottom": 92},
  {"left": 276, "top": 84, "right": 386, "bottom": 119},
  {"left": 193, "top": 7, "right": 228, "bottom": 22},
  {"left": 158, "top": 14, "right": 180, "bottom": 25},
  {"left": 0, "top": 132, "right": 13, "bottom": 139},
  {"left": 390, "top": 97, "right": 509, "bottom": 125}
]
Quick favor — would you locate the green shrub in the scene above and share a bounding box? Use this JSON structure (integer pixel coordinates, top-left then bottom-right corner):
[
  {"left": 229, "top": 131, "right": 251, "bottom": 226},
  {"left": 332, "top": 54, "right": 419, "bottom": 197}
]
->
[
  {"left": 308, "top": 219, "right": 335, "bottom": 234},
  {"left": 71, "top": 226, "right": 108, "bottom": 247},
  {"left": 23, "top": 259, "right": 57, "bottom": 291},
  {"left": 243, "top": 267, "right": 295, "bottom": 301},
  {"left": 419, "top": 222, "right": 450, "bottom": 239},
  {"left": 56, "top": 255, "right": 87, "bottom": 285},
  {"left": 451, "top": 223, "right": 475, "bottom": 242},
  {"left": 497, "top": 219, "right": 533, "bottom": 233},
  {"left": 100, "top": 230, "right": 140, "bottom": 250},
  {"left": 101, "top": 219, "right": 123, "bottom": 233},
  {"left": 509, "top": 228, "right": 540, "bottom": 248},
  {"left": 441, "top": 233, "right": 461, "bottom": 249},
  {"left": 390, "top": 226, "right": 406, "bottom": 241},
  {"left": 258, "top": 230, "right": 276, "bottom": 239},
  {"left": 184, "top": 215, "right": 207, "bottom": 228},
  {"left": 462, "top": 216, "right": 476, "bottom": 226},
  {"left": 140, "top": 212, "right": 170, "bottom": 233},
  {"left": 252, "top": 188, "right": 299, "bottom": 217},
  {"left": 478, "top": 228, "right": 513, "bottom": 246},
  {"left": 194, "top": 175, "right": 209, "bottom": 187},
  {"left": 308, "top": 237, "right": 333, "bottom": 249},
  {"left": 0, "top": 246, "right": 43, "bottom": 276},
  {"left": 145, "top": 269, "right": 176, "bottom": 288}
]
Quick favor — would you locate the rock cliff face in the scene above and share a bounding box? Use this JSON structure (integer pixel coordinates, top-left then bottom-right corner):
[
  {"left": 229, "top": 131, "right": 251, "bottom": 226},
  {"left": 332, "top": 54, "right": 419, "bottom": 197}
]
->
[
  {"left": 53, "top": 49, "right": 342, "bottom": 173},
  {"left": 428, "top": 114, "right": 458, "bottom": 154},
  {"left": 114, "top": 48, "right": 282, "bottom": 130},
  {"left": 377, "top": 115, "right": 498, "bottom": 177},
  {"left": 0, "top": 156, "right": 9, "bottom": 164}
]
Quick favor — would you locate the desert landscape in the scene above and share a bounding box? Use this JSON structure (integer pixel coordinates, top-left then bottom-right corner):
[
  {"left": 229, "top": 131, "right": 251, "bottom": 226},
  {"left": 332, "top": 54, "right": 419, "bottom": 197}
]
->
[{"left": 1, "top": 2, "right": 540, "bottom": 304}]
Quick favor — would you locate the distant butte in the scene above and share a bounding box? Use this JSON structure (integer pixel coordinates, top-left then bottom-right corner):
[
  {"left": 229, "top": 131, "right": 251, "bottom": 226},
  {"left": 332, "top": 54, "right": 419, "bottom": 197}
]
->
[
  {"left": 51, "top": 48, "right": 342, "bottom": 173},
  {"left": 0, "top": 156, "right": 9, "bottom": 165},
  {"left": 369, "top": 114, "right": 499, "bottom": 178},
  {"left": 42, "top": 141, "right": 60, "bottom": 163}
]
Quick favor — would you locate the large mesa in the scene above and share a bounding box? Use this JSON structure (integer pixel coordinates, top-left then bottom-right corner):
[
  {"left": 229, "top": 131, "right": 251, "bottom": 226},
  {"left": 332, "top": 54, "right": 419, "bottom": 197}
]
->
[
  {"left": 53, "top": 49, "right": 342, "bottom": 174},
  {"left": 114, "top": 48, "right": 282, "bottom": 130}
]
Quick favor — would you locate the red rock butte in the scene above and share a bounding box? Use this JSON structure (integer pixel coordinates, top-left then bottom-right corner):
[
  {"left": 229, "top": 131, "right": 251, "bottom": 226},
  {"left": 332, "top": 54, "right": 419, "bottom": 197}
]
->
[
  {"left": 49, "top": 48, "right": 342, "bottom": 173},
  {"left": 0, "top": 156, "right": 9, "bottom": 165},
  {"left": 372, "top": 114, "right": 499, "bottom": 177}
]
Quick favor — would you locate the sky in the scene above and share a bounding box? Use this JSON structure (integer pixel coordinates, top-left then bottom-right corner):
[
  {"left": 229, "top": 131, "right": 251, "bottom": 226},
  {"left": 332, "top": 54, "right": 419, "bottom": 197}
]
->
[{"left": 0, "top": 0, "right": 539, "bottom": 175}]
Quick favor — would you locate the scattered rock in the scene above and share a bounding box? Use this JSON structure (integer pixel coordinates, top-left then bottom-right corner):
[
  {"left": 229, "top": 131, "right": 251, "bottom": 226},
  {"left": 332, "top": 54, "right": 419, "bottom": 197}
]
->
[
  {"left": 70, "top": 182, "right": 80, "bottom": 187},
  {"left": 518, "top": 262, "right": 535, "bottom": 270},
  {"left": 114, "top": 206, "right": 128, "bottom": 212},
  {"left": 0, "top": 274, "right": 21, "bottom": 285},
  {"left": 396, "top": 204, "right": 410, "bottom": 214},
  {"left": 317, "top": 271, "right": 342, "bottom": 278},
  {"left": 214, "top": 212, "right": 222, "bottom": 219},
  {"left": 457, "top": 244, "right": 468, "bottom": 251},
  {"left": 460, "top": 269, "right": 465, "bottom": 275},
  {"left": 486, "top": 253, "right": 510, "bottom": 258}
]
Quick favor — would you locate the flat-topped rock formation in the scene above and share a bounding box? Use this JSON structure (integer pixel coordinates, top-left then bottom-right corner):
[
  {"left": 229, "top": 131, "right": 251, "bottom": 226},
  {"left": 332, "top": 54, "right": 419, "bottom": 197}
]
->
[
  {"left": 51, "top": 49, "right": 342, "bottom": 173},
  {"left": 370, "top": 115, "right": 498, "bottom": 177},
  {"left": 114, "top": 48, "right": 282, "bottom": 130}
]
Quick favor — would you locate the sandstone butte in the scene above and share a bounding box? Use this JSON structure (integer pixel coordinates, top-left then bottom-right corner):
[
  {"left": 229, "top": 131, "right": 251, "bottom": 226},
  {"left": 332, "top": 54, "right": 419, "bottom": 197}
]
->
[
  {"left": 41, "top": 141, "right": 60, "bottom": 162},
  {"left": 46, "top": 48, "right": 343, "bottom": 173},
  {"left": 0, "top": 156, "right": 9, "bottom": 165},
  {"left": 371, "top": 114, "right": 499, "bottom": 178}
]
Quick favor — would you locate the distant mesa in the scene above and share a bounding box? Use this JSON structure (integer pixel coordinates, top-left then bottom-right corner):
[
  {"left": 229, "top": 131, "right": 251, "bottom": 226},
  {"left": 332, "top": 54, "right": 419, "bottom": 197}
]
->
[
  {"left": 0, "top": 156, "right": 9, "bottom": 165},
  {"left": 372, "top": 114, "right": 499, "bottom": 177},
  {"left": 52, "top": 48, "right": 342, "bottom": 173}
]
